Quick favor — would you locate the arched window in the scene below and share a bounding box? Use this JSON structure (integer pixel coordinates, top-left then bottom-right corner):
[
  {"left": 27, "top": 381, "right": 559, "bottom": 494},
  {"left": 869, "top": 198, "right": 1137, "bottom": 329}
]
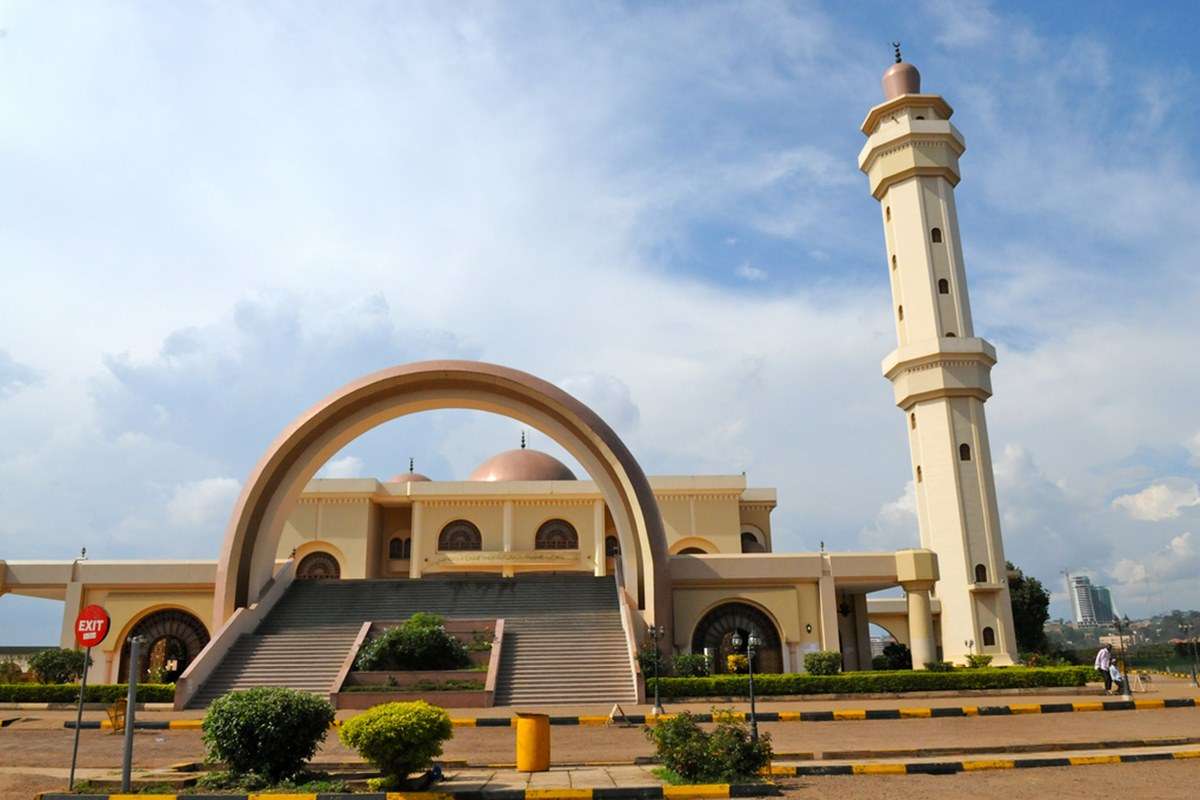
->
[
  {"left": 910, "top": 412, "right": 916, "bottom": 430},
  {"left": 891, "top": 254, "right": 897, "bottom": 270},
  {"left": 741, "top": 531, "right": 765, "bottom": 553},
  {"left": 885, "top": 206, "right": 891, "bottom": 221},
  {"left": 388, "top": 537, "right": 411, "bottom": 560},
  {"left": 982, "top": 626, "right": 996, "bottom": 647},
  {"left": 297, "top": 551, "right": 340, "bottom": 580},
  {"left": 438, "top": 520, "right": 482, "bottom": 551},
  {"left": 959, "top": 443, "right": 971, "bottom": 461},
  {"left": 938, "top": 278, "right": 949, "bottom": 294},
  {"left": 916, "top": 466, "right": 923, "bottom": 483},
  {"left": 974, "top": 563, "right": 988, "bottom": 583},
  {"left": 678, "top": 547, "right": 707, "bottom": 555},
  {"left": 535, "top": 519, "right": 578, "bottom": 550},
  {"left": 945, "top": 332, "right": 956, "bottom": 337},
  {"left": 118, "top": 609, "right": 210, "bottom": 684},
  {"left": 605, "top": 535, "right": 621, "bottom": 556},
  {"left": 931, "top": 227, "right": 943, "bottom": 243},
  {"left": 897, "top": 305, "right": 904, "bottom": 322}
]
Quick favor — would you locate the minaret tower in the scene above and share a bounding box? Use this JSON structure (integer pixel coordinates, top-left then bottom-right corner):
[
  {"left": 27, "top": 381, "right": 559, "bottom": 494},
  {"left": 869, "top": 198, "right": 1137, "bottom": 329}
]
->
[{"left": 858, "top": 48, "right": 1018, "bottom": 666}]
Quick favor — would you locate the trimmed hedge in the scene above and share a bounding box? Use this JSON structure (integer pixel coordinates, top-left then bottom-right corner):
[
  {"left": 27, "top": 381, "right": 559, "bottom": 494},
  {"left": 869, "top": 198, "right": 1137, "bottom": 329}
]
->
[
  {"left": 0, "top": 683, "right": 176, "bottom": 703},
  {"left": 647, "top": 666, "right": 1093, "bottom": 698}
]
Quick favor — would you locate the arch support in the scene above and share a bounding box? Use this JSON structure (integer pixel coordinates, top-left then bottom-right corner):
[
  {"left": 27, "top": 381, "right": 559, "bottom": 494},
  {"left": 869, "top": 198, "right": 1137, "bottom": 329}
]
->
[{"left": 214, "top": 361, "right": 671, "bottom": 639}]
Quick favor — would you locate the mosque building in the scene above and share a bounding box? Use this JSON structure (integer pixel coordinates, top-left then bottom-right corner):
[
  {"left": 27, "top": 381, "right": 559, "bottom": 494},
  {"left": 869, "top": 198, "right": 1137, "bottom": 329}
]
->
[{"left": 0, "top": 54, "right": 1019, "bottom": 706}]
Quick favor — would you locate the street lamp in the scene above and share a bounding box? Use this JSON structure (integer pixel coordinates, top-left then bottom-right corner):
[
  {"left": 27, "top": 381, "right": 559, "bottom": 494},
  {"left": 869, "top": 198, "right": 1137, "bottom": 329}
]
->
[
  {"left": 730, "top": 631, "right": 762, "bottom": 742},
  {"left": 646, "top": 625, "right": 666, "bottom": 716},
  {"left": 1181, "top": 622, "right": 1199, "bottom": 688}
]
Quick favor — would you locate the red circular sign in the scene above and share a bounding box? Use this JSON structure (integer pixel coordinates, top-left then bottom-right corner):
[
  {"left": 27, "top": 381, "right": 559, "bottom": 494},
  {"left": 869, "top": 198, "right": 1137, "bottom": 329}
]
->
[{"left": 74, "top": 605, "right": 110, "bottom": 648}]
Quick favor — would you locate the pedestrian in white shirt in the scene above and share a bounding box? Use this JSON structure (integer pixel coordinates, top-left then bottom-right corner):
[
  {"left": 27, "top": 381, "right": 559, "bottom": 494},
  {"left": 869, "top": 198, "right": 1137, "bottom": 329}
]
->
[
  {"left": 1109, "top": 661, "right": 1125, "bottom": 695},
  {"left": 1094, "top": 645, "right": 1113, "bottom": 692}
]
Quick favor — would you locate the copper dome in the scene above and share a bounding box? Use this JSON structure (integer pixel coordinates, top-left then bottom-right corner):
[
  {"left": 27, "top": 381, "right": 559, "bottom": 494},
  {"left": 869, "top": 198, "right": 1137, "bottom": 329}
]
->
[
  {"left": 468, "top": 448, "right": 577, "bottom": 482},
  {"left": 387, "top": 471, "right": 431, "bottom": 483},
  {"left": 882, "top": 60, "right": 921, "bottom": 100}
]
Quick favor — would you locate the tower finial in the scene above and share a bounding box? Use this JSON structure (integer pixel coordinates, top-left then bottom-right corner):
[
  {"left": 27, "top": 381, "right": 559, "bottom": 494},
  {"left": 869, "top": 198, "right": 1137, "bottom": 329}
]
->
[
  {"left": 892, "top": 41, "right": 902, "bottom": 63},
  {"left": 409, "top": 457, "right": 414, "bottom": 472},
  {"left": 520, "top": 431, "right": 526, "bottom": 449}
]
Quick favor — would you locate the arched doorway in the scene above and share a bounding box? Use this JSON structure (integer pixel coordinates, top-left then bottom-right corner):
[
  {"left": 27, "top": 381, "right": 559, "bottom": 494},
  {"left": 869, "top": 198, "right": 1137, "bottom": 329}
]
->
[
  {"left": 118, "top": 609, "right": 210, "bottom": 683},
  {"left": 296, "top": 551, "right": 341, "bottom": 580},
  {"left": 691, "top": 602, "right": 783, "bottom": 674},
  {"left": 214, "top": 360, "right": 670, "bottom": 635}
]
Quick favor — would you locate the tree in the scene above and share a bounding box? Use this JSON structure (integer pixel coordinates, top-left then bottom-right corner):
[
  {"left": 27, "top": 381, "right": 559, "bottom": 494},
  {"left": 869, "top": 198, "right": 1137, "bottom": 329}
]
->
[
  {"left": 1006, "top": 561, "right": 1050, "bottom": 653},
  {"left": 28, "top": 648, "right": 90, "bottom": 684}
]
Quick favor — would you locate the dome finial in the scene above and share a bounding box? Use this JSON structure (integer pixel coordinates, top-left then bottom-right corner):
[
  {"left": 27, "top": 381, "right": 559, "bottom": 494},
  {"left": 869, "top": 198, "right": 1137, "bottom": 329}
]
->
[
  {"left": 409, "top": 457, "right": 414, "bottom": 472},
  {"left": 892, "top": 41, "right": 902, "bottom": 64},
  {"left": 520, "top": 431, "right": 526, "bottom": 449}
]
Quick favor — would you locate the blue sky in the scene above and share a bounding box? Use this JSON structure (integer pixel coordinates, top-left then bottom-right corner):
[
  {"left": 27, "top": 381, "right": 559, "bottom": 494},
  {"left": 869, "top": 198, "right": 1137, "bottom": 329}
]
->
[{"left": 2, "top": 1, "right": 1199, "bottom": 644}]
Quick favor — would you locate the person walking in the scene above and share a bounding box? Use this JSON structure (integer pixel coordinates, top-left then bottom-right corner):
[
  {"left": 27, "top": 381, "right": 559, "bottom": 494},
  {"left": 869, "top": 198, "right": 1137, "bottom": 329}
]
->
[{"left": 1094, "top": 644, "right": 1114, "bottom": 692}]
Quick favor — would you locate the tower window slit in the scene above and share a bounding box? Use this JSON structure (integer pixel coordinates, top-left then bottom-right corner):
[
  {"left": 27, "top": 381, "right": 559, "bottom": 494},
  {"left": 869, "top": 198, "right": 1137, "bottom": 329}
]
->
[
  {"left": 945, "top": 332, "right": 956, "bottom": 337},
  {"left": 897, "top": 305, "right": 904, "bottom": 322},
  {"left": 910, "top": 412, "right": 916, "bottom": 430},
  {"left": 938, "top": 278, "right": 949, "bottom": 294},
  {"left": 931, "top": 227, "right": 943, "bottom": 243},
  {"left": 891, "top": 255, "right": 897, "bottom": 270},
  {"left": 975, "top": 563, "right": 988, "bottom": 583},
  {"left": 916, "top": 466, "right": 923, "bottom": 483},
  {"left": 959, "top": 443, "right": 971, "bottom": 461},
  {"left": 885, "top": 206, "right": 891, "bottom": 221},
  {"left": 982, "top": 626, "right": 996, "bottom": 647}
]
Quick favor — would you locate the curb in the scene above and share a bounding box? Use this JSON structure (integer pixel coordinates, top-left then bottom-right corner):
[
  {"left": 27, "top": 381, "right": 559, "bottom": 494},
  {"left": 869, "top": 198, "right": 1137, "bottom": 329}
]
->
[
  {"left": 62, "top": 697, "right": 1200, "bottom": 731},
  {"left": 38, "top": 784, "right": 781, "bottom": 800},
  {"left": 773, "top": 748, "right": 1200, "bottom": 776}
]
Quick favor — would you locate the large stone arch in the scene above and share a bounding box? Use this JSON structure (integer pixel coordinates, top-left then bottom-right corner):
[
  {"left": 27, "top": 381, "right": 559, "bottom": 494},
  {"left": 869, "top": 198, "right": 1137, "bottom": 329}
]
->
[{"left": 214, "top": 360, "right": 670, "bottom": 636}]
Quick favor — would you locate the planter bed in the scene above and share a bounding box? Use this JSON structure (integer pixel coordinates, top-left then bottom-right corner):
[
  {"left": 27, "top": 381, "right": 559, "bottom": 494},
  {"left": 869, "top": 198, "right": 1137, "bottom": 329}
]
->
[{"left": 647, "top": 666, "right": 1094, "bottom": 699}]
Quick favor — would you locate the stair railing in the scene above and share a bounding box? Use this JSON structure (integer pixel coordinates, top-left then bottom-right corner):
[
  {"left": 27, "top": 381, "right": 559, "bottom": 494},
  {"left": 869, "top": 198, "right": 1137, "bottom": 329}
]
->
[
  {"left": 173, "top": 558, "right": 297, "bottom": 709},
  {"left": 612, "top": 559, "right": 646, "bottom": 704}
]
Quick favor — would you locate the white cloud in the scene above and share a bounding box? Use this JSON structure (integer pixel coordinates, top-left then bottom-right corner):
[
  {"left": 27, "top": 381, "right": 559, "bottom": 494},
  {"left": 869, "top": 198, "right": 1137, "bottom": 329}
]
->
[
  {"left": 1187, "top": 432, "right": 1200, "bottom": 468},
  {"left": 559, "top": 374, "right": 641, "bottom": 435},
  {"left": 166, "top": 477, "right": 241, "bottom": 528},
  {"left": 860, "top": 481, "right": 919, "bottom": 551},
  {"left": 734, "top": 263, "right": 768, "bottom": 282},
  {"left": 1111, "top": 479, "right": 1200, "bottom": 522},
  {"left": 318, "top": 455, "right": 364, "bottom": 479},
  {"left": 1112, "top": 532, "right": 1199, "bottom": 586}
]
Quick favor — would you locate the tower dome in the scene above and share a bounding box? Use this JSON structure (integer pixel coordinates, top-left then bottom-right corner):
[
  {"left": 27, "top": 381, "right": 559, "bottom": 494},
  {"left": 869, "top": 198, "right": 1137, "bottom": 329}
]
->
[
  {"left": 468, "top": 448, "right": 577, "bottom": 482},
  {"left": 387, "top": 458, "right": 431, "bottom": 483},
  {"left": 882, "top": 43, "right": 921, "bottom": 100}
]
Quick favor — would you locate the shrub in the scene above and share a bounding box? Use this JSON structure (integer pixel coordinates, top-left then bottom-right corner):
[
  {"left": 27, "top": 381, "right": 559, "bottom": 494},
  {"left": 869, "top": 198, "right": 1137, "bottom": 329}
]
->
[
  {"left": 338, "top": 701, "right": 453, "bottom": 787},
  {"left": 0, "top": 660, "right": 26, "bottom": 683},
  {"left": 638, "top": 645, "right": 667, "bottom": 677},
  {"left": 804, "top": 650, "right": 842, "bottom": 675},
  {"left": 645, "top": 666, "right": 1093, "bottom": 699},
  {"left": 672, "top": 653, "right": 710, "bottom": 678},
  {"left": 202, "top": 687, "right": 335, "bottom": 781},
  {"left": 924, "top": 660, "right": 954, "bottom": 672},
  {"left": 0, "top": 683, "right": 174, "bottom": 703},
  {"left": 965, "top": 654, "right": 994, "bottom": 669},
  {"left": 880, "top": 642, "right": 912, "bottom": 670},
  {"left": 356, "top": 614, "right": 470, "bottom": 672},
  {"left": 645, "top": 710, "right": 772, "bottom": 782},
  {"left": 28, "top": 648, "right": 90, "bottom": 684}
]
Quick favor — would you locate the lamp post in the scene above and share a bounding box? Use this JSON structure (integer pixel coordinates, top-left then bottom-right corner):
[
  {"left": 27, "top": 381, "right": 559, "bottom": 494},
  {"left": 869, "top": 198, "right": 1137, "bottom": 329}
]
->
[
  {"left": 730, "top": 631, "right": 762, "bottom": 743},
  {"left": 1181, "top": 622, "right": 1199, "bottom": 688},
  {"left": 647, "top": 625, "right": 665, "bottom": 716}
]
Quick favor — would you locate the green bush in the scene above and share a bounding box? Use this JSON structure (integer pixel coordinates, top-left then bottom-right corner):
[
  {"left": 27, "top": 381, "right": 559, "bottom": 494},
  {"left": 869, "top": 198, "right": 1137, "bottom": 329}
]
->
[
  {"left": 880, "top": 642, "right": 912, "bottom": 670},
  {"left": 0, "top": 660, "right": 26, "bottom": 683},
  {"left": 803, "top": 650, "right": 842, "bottom": 675},
  {"left": 0, "top": 683, "right": 174, "bottom": 703},
  {"left": 28, "top": 648, "right": 90, "bottom": 684},
  {"left": 202, "top": 687, "right": 335, "bottom": 782},
  {"left": 646, "top": 666, "right": 1093, "bottom": 699},
  {"left": 338, "top": 700, "right": 453, "bottom": 786},
  {"left": 638, "top": 645, "right": 667, "bottom": 677},
  {"left": 645, "top": 710, "right": 772, "bottom": 782},
  {"left": 356, "top": 614, "right": 471, "bottom": 672},
  {"left": 672, "top": 653, "right": 710, "bottom": 678},
  {"left": 924, "top": 660, "right": 954, "bottom": 672},
  {"left": 965, "top": 654, "right": 994, "bottom": 669}
]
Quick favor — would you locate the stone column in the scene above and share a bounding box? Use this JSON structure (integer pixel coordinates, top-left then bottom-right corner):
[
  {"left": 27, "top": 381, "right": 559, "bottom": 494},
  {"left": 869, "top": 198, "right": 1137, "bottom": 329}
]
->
[
  {"left": 593, "top": 500, "right": 606, "bottom": 577},
  {"left": 501, "top": 501, "right": 515, "bottom": 578},
  {"left": 818, "top": 574, "right": 840, "bottom": 653},
  {"left": 409, "top": 502, "right": 424, "bottom": 579},
  {"left": 903, "top": 581, "right": 937, "bottom": 670}
]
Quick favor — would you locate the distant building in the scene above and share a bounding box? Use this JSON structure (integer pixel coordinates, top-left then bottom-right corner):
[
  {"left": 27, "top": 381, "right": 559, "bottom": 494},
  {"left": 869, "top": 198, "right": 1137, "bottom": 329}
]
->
[{"left": 1068, "top": 574, "right": 1115, "bottom": 626}]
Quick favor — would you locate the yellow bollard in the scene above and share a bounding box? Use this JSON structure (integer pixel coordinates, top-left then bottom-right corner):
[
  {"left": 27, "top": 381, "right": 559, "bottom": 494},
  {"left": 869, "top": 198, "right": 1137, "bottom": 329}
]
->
[{"left": 515, "top": 713, "right": 551, "bottom": 772}]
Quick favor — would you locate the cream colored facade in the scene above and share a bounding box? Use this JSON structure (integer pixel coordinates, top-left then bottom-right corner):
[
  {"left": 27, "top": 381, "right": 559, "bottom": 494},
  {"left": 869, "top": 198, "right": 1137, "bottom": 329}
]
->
[{"left": 1, "top": 57, "right": 1022, "bottom": 691}]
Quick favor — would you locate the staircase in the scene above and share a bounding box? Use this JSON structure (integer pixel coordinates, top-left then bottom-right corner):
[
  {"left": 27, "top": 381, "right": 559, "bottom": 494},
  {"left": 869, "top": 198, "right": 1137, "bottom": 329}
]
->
[{"left": 188, "top": 574, "right": 637, "bottom": 708}]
